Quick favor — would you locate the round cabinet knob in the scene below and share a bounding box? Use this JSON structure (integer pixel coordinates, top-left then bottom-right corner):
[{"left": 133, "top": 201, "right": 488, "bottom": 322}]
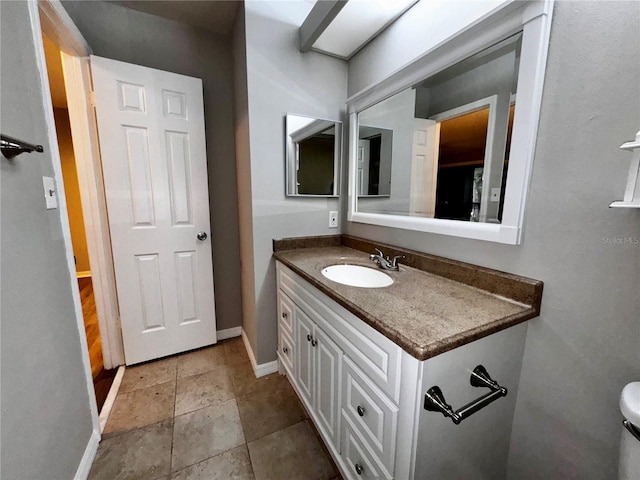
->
[
  {"left": 282, "top": 346, "right": 289, "bottom": 354},
  {"left": 282, "top": 312, "right": 288, "bottom": 318},
  {"left": 355, "top": 463, "right": 364, "bottom": 475},
  {"left": 357, "top": 405, "right": 366, "bottom": 417},
  {"left": 197, "top": 231, "right": 208, "bottom": 241},
  {"left": 311, "top": 339, "right": 317, "bottom": 347},
  {"left": 306, "top": 334, "right": 312, "bottom": 342}
]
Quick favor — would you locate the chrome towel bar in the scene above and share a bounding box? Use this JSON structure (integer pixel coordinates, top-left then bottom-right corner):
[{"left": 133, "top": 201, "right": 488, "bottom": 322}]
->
[
  {"left": 1, "top": 134, "right": 44, "bottom": 159},
  {"left": 424, "top": 365, "right": 508, "bottom": 425},
  {"left": 623, "top": 419, "right": 640, "bottom": 442}
]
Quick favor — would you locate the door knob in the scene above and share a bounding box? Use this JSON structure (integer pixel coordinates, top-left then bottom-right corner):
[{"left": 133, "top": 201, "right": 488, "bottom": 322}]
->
[{"left": 197, "top": 231, "right": 208, "bottom": 241}]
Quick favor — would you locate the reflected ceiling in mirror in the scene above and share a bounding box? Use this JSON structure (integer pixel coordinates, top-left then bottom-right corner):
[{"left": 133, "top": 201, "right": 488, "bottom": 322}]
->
[
  {"left": 286, "top": 114, "right": 342, "bottom": 197},
  {"left": 355, "top": 34, "right": 521, "bottom": 224}
]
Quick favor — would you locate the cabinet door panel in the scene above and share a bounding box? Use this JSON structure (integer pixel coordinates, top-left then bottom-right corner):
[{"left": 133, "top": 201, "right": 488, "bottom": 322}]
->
[
  {"left": 315, "top": 326, "right": 342, "bottom": 449},
  {"left": 295, "top": 308, "right": 314, "bottom": 408}
]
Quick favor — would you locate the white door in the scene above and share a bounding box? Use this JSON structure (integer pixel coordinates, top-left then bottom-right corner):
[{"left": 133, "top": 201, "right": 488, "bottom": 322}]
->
[
  {"left": 357, "top": 139, "right": 371, "bottom": 195},
  {"left": 409, "top": 119, "right": 439, "bottom": 217},
  {"left": 91, "top": 56, "right": 216, "bottom": 365}
]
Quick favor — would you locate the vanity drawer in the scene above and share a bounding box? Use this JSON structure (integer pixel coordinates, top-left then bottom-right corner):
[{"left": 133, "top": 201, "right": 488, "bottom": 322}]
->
[
  {"left": 341, "top": 413, "right": 391, "bottom": 480},
  {"left": 277, "top": 290, "right": 294, "bottom": 336},
  {"left": 342, "top": 357, "right": 398, "bottom": 475},
  {"left": 277, "top": 262, "right": 402, "bottom": 402},
  {"left": 278, "top": 328, "right": 295, "bottom": 376}
]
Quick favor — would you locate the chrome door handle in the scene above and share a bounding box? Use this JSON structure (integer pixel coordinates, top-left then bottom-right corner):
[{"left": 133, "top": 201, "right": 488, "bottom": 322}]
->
[
  {"left": 357, "top": 405, "right": 366, "bottom": 417},
  {"left": 197, "top": 231, "right": 208, "bottom": 241},
  {"left": 355, "top": 463, "right": 364, "bottom": 475}
]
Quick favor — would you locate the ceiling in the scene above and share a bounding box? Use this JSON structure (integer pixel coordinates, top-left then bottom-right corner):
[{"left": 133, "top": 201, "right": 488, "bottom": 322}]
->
[{"left": 108, "top": 1, "right": 240, "bottom": 36}]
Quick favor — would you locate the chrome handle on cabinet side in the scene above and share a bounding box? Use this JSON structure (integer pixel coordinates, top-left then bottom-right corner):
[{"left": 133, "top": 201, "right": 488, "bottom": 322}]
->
[
  {"left": 282, "top": 312, "right": 288, "bottom": 319},
  {"left": 197, "top": 231, "right": 208, "bottom": 241},
  {"left": 282, "top": 346, "right": 289, "bottom": 354},
  {"left": 311, "top": 339, "right": 317, "bottom": 347},
  {"left": 357, "top": 405, "right": 366, "bottom": 417},
  {"left": 355, "top": 463, "right": 364, "bottom": 475},
  {"left": 306, "top": 334, "right": 312, "bottom": 342}
]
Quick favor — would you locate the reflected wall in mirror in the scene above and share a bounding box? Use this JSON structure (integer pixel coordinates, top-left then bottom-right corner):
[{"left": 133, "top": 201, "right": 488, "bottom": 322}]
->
[
  {"left": 286, "top": 114, "right": 342, "bottom": 196},
  {"left": 356, "top": 34, "right": 521, "bottom": 223}
]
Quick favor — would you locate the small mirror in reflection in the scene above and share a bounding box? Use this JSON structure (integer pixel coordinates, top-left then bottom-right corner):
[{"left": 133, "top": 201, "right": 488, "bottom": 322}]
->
[{"left": 285, "top": 114, "right": 342, "bottom": 197}]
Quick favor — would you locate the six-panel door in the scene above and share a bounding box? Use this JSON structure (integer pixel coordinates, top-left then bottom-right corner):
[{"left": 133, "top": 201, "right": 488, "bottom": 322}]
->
[{"left": 91, "top": 56, "right": 217, "bottom": 364}]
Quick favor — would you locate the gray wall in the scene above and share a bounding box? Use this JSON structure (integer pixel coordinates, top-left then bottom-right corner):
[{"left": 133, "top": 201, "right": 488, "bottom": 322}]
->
[
  {"left": 63, "top": 1, "right": 243, "bottom": 332},
  {"left": 232, "top": 4, "right": 258, "bottom": 355},
  {"left": 0, "top": 2, "right": 94, "bottom": 478},
  {"left": 346, "top": 2, "right": 640, "bottom": 478},
  {"left": 243, "top": 1, "right": 348, "bottom": 363}
]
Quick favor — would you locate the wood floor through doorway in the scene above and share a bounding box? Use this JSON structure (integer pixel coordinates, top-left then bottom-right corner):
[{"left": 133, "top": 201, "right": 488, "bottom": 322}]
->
[{"left": 79, "top": 277, "right": 116, "bottom": 411}]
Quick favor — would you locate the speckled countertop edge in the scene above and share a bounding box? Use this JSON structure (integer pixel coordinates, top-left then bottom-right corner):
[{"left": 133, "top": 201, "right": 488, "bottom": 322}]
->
[{"left": 273, "top": 235, "right": 543, "bottom": 361}]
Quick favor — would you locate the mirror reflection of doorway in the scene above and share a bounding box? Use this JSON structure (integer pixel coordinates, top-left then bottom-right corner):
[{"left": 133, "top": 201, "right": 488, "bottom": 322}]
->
[{"left": 435, "top": 103, "right": 514, "bottom": 221}]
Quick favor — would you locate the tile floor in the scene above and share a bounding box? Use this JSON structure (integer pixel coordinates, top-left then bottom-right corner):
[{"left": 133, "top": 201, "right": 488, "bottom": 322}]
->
[{"left": 90, "top": 337, "right": 341, "bottom": 480}]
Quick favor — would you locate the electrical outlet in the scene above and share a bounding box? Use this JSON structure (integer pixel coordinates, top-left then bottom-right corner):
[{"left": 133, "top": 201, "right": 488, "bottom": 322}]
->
[
  {"left": 490, "top": 187, "right": 501, "bottom": 202},
  {"left": 329, "top": 211, "right": 338, "bottom": 228}
]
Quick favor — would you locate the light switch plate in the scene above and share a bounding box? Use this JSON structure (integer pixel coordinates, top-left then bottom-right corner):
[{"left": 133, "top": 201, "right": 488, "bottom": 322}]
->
[
  {"left": 42, "top": 176, "right": 58, "bottom": 209},
  {"left": 329, "top": 210, "right": 338, "bottom": 228},
  {"left": 490, "top": 187, "right": 501, "bottom": 202}
]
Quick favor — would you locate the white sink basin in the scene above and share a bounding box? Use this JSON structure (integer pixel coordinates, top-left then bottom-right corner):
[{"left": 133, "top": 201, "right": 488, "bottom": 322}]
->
[{"left": 321, "top": 264, "right": 393, "bottom": 288}]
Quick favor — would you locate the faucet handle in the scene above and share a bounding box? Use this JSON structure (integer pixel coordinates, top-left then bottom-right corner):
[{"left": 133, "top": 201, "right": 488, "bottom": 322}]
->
[
  {"left": 390, "top": 255, "right": 405, "bottom": 268},
  {"left": 374, "top": 248, "right": 384, "bottom": 257}
]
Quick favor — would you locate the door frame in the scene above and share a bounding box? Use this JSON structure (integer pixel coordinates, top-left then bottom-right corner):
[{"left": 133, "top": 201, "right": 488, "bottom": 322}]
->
[
  {"left": 37, "top": 0, "right": 125, "bottom": 371},
  {"left": 28, "top": 1, "right": 102, "bottom": 476}
]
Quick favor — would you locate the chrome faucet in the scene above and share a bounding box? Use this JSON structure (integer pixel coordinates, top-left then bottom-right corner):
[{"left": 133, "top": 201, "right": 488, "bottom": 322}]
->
[{"left": 369, "top": 248, "right": 405, "bottom": 271}]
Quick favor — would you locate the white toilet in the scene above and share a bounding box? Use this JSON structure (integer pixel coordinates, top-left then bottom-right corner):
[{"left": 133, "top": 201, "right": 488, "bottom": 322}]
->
[{"left": 619, "top": 382, "right": 640, "bottom": 480}]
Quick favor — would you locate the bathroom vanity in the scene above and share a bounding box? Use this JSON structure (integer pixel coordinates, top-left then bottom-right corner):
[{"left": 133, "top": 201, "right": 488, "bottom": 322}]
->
[{"left": 273, "top": 235, "right": 543, "bottom": 480}]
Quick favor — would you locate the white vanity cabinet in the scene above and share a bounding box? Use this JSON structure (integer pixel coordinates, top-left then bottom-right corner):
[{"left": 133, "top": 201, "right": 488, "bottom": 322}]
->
[{"left": 276, "top": 261, "right": 527, "bottom": 480}]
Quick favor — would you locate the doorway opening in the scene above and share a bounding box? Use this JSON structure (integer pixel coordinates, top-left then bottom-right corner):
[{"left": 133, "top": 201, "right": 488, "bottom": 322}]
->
[{"left": 41, "top": 32, "right": 116, "bottom": 411}]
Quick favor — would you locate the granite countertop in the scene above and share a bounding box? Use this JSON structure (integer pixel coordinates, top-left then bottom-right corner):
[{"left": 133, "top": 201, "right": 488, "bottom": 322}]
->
[{"left": 273, "top": 236, "right": 543, "bottom": 361}]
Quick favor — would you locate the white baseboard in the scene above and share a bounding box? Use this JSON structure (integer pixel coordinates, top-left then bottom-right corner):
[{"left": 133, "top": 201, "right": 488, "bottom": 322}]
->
[
  {"left": 74, "top": 428, "right": 100, "bottom": 480},
  {"left": 241, "top": 328, "right": 278, "bottom": 378},
  {"left": 76, "top": 271, "right": 92, "bottom": 279},
  {"left": 99, "top": 366, "right": 125, "bottom": 433},
  {"left": 216, "top": 326, "right": 242, "bottom": 341}
]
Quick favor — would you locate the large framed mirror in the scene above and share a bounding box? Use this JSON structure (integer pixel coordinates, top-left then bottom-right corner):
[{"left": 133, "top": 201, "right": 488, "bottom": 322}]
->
[
  {"left": 285, "top": 114, "right": 342, "bottom": 197},
  {"left": 347, "top": 1, "right": 554, "bottom": 244}
]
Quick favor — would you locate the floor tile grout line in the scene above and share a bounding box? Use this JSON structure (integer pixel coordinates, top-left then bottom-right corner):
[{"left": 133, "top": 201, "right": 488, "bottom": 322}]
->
[
  {"left": 169, "top": 440, "right": 249, "bottom": 475},
  {"left": 169, "top": 359, "right": 179, "bottom": 476}
]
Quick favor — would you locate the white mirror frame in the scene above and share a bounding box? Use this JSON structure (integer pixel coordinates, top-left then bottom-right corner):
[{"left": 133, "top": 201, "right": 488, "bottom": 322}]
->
[
  {"left": 285, "top": 113, "right": 342, "bottom": 197},
  {"left": 347, "top": 0, "right": 554, "bottom": 244}
]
